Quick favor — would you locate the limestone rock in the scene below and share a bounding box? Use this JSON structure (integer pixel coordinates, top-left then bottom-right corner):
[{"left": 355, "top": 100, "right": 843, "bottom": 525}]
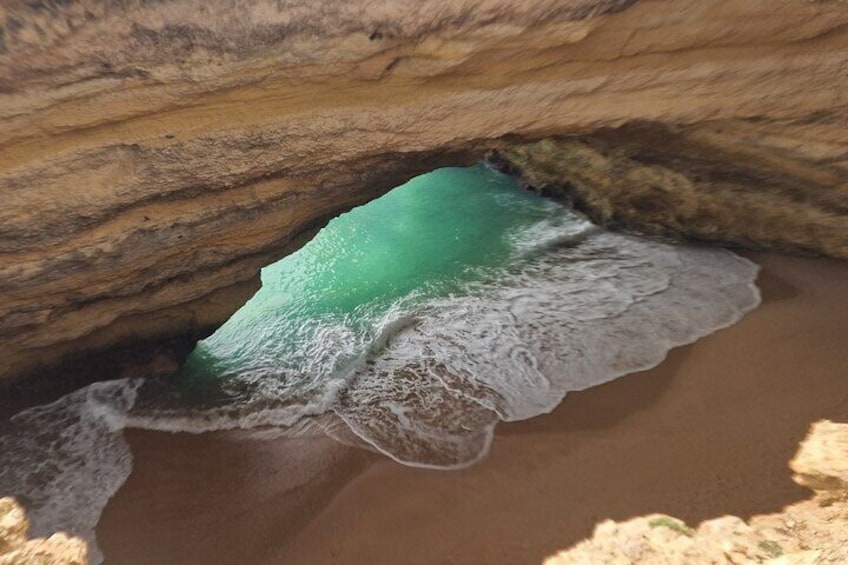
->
[
  {"left": 791, "top": 420, "right": 848, "bottom": 503},
  {"left": 544, "top": 514, "right": 779, "bottom": 565},
  {"left": 491, "top": 121, "right": 848, "bottom": 260},
  {"left": 0, "top": 533, "right": 88, "bottom": 565},
  {"left": 0, "top": 497, "right": 87, "bottom": 565},
  {"left": 0, "top": 499, "right": 26, "bottom": 555},
  {"left": 545, "top": 503, "right": 848, "bottom": 565},
  {"left": 2, "top": 0, "right": 847, "bottom": 385}
]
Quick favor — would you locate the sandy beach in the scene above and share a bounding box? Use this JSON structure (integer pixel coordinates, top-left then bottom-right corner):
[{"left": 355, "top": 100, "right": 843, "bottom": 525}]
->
[{"left": 96, "top": 252, "right": 848, "bottom": 565}]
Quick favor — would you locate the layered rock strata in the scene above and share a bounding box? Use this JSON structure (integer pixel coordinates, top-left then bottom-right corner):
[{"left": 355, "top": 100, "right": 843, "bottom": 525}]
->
[
  {"left": 492, "top": 118, "right": 848, "bottom": 259},
  {"left": 1, "top": 0, "right": 847, "bottom": 384}
]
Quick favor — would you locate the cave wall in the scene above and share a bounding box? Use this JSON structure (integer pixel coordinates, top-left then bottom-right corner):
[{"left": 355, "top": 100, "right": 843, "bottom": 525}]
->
[
  {"left": 1, "top": 0, "right": 846, "bottom": 385},
  {"left": 491, "top": 118, "right": 848, "bottom": 259}
]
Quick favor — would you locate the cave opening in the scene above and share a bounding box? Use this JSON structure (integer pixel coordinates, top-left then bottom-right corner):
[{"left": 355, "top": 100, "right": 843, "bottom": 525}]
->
[
  {"left": 0, "top": 162, "right": 764, "bottom": 556},
  {"left": 124, "top": 158, "right": 760, "bottom": 470},
  {"left": 143, "top": 162, "right": 559, "bottom": 411}
]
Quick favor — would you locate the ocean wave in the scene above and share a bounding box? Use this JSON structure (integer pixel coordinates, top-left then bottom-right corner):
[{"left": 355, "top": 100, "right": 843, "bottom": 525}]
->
[
  {"left": 334, "top": 232, "right": 760, "bottom": 467},
  {"left": 0, "top": 178, "right": 760, "bottom": 562}
]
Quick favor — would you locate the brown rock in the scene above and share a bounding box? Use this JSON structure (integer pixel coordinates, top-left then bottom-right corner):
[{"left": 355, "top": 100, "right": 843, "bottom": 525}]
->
[
  {"left": 544, "top": 514, "right": 779, "bottom": 565},
  {"left": 1, "top": 0, "right": 847, "bottom": 385},
  {"left": 0, "top": 498, "right": 87, "bottom": 565},
  {"left": 0, "top": 499, "right": 27, "bottom": 555},
  {"left": 0, "top": 533, "right": 88, "bottom": 565},
  {"left": 492, "top": 119, "right": 848, "bottom": 260},
  {"left": 791, "top": 420, "right": 848, "bottom": 503}
]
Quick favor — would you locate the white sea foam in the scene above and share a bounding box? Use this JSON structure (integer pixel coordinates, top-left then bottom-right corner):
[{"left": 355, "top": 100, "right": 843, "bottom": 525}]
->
[
  {"left": 334, "top": 228, "right": 760, "bottom": 468},
  {"left": 0, "top": 213, "right": 760, "bottom": 562},
  {"left": 0, "top": 380, "right": 138, "bottom": 563}
]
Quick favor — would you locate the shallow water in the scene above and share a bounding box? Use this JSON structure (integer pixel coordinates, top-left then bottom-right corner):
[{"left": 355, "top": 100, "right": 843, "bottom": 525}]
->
[{"left": 0, "top": 164, "right": 760, "bottom": 560}]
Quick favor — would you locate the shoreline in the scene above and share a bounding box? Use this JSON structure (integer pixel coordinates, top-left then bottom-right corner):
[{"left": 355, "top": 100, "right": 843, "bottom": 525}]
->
[{"left": 96, "top": 252, "right": 848, "bottom": 565}]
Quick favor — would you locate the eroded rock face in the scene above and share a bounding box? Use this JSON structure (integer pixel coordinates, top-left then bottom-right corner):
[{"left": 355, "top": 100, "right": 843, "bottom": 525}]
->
[
  {"left": 791, "top": 420, "right": 848, "bottom": 504},
  {"left": 1, "top": 0, "right": 847, "bottom": 385},
  {"left": 545, "top": 514, "right": 790, "bottom": 565},
  {"left": 0, "top": 498, "right": 88, "bottom": 565},
  {"left": 492, "top": 119, "right": 848, "bottom": 259},
  {"left": 0, "top": 499, "right": 27, "bottom": 555}
]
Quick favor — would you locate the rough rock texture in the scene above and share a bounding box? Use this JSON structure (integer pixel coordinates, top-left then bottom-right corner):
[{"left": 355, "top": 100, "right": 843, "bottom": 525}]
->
[
  {"left": 0, "top": 498, "right": 87, "bottom": 565},
  {"left": 1, "top": 0, "right": 847, "bottom": 384},
  {"left": 545, "top": 514, "right": 794, "bottom": 565},
  {"left": 491, "top": 119, "right": 848, "bottom": 259},
  {"left": 545, "top": 421, "right": 848, "bottom": 565},
  {"left": 791, "top": 420, "right": 848, "bottom": 504},
  {"left": 0, "top": 499, "right": 26, "bottom": 555}
]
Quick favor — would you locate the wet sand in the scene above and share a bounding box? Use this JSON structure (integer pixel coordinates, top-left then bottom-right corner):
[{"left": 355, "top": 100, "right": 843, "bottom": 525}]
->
[{"left": 97, "top": 253, "right": 848, "bottom": 565}]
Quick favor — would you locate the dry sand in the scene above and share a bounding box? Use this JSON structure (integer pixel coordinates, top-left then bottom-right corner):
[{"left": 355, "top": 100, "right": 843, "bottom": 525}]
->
[{"left": 97, "top": 253, "right": 848, "bottom": 565}]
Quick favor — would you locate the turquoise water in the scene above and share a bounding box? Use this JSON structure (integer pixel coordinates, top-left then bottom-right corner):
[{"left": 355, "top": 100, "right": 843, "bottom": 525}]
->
[
  {"left": 1, "top": 164, "right": 762, "bottom": 557},
  {"left": 127, "top": 163, "right": 760, "bottom": 467},
  {"left": 167, "top": 164, "right": 569, "bottom": 405}
]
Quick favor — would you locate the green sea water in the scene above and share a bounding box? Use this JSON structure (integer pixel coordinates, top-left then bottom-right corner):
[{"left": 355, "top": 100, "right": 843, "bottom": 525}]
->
[
  {"left": 0, "top": 163, "right": 762, "bottom": 554},
  {"left": 133, "top": 162, "right": 760, "bottom": 451},
  {"left": 170, "top": 164, "right": 568, "bottom": 403}
]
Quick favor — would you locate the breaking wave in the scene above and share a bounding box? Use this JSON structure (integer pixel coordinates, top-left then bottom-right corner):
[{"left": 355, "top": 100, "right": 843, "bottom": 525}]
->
[{"left": 0, "top": 164, "right": 760, "bottom": 561}]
